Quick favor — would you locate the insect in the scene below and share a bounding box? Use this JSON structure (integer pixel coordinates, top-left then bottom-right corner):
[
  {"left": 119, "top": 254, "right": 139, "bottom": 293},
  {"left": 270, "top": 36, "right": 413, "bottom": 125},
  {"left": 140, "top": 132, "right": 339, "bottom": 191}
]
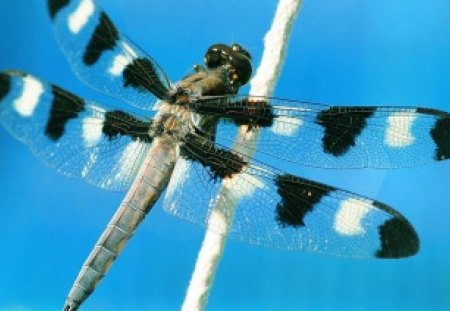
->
[{"left": 0, "top": 0, "right": 449, "bottom": 310}]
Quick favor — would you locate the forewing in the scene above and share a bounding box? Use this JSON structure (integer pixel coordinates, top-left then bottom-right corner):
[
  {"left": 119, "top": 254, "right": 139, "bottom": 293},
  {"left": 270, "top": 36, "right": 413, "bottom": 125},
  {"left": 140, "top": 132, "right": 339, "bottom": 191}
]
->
[
  {"left": 189, "top": 95, "right": 450, "bottom": 168},
  {"left": 163, "top": 133, "right": 419, "bottom": 258},
  {"left": 0, "top": 70, "right": 153, "bottom": 191},
  {"left": 47, "top": 0, "right": 171, "bottom": 110}
]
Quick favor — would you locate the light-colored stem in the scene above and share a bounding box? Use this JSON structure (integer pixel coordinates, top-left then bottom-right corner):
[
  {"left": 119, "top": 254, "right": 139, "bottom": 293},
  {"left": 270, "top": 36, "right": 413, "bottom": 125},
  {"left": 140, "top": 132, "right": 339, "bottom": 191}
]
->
[{"left": 181, "top": 1, "right": 303, "bottom": 310}]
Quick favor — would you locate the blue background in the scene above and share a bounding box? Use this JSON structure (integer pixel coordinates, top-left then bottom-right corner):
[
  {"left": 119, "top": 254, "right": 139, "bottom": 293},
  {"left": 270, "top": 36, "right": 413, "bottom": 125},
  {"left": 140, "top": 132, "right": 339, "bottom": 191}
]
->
[{"left": 1, "top": 0, "right": 450, "bottom": 310}]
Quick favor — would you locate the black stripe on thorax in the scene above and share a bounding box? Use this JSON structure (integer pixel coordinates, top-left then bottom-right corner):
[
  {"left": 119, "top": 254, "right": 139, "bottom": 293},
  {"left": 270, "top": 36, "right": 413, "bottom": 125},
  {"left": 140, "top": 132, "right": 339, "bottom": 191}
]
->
[
  {"left": 316, "top": 106, "right": 376, "bottom": 157},
  {"left": 123, "top": 58, "right": 169, "bottom": 100},
  {"left": 103, "top": 110, "right": 152, "bottom": 143},
  {"left": 45, "top": 85, "right": 85, "bottom": 141},
  {"left": 83, "top": 12, "right": 119, "bottom": 66},
  {"left": 181, "top": 133, "right": 247, "bottom": 180},
  {"left": 275, "top": 174, "right": 334, "bottom": 228},
  {"left": 48, "top": 0, "right": 70, "bottom": 20}
]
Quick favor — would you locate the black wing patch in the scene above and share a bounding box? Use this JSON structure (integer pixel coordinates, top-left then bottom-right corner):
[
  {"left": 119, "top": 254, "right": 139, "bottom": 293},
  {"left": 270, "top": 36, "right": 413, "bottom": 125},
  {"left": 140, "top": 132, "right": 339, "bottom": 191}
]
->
[
  {"left": 181, "top": 133, "right": 247, "bottom": 180},
  {"left": 123, "top": 58, "right": 170, "bottom": 100},
  {"left": 48, "top": 0, "right": 70, "bottom": 20},
  {"left": 429, "top": 116, "right": 450, "bottom": 160},
  {"left": 0, "top": 72, "right": 11, "bottom": 101},
  {"left": 275, "top": 174, "right": 333, "bottom": 228},
  {"left": 103, "top": 110, "right": 152, "bottom": 143},
  {"left": 376, "top": 215, "right": 420, "bottom": 258},
  {"left": 45, "top": 85, "right": 85, "bottom": 141},
  {"left": 189, "top": 96, "right": 275, "bottom": 128},
  {"left": 83, "top": 12, "right": 119, "bottom": 66},
  {"left": 316, "top": 107, "right": 376, "bottom": 156}
]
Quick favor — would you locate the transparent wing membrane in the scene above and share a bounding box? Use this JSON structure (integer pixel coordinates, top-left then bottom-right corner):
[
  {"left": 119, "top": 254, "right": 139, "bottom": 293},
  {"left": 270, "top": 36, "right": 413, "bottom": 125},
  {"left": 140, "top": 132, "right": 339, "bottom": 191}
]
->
[
  {"left": 189, "top": 95, "right": 450, "bottom": 169},
  {"left": 164, "top": 133, "right": 419, "bottom": 258},
  {"left": 0, "top": 70, "right": 152, "bottom": 191},
  {"left": 48, "top": 0, "right": 172, "bottom": 110}
]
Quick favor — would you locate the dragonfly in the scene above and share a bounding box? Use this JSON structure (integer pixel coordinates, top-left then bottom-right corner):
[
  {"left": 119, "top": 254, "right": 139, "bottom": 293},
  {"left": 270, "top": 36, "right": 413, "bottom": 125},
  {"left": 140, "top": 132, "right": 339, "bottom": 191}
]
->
[{"left": 1, "top": 0, "right": 449, "bottom": 310}]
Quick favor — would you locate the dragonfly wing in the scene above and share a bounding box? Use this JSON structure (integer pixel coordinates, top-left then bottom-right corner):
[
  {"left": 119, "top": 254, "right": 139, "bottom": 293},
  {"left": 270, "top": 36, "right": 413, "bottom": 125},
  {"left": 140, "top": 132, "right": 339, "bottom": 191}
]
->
[
  {"left": 47, "top": 0, "right": 172, "bottom": 110},
  {"left": 163, "top": 132, "right": 419, "bottom": 258},
  {"left": 189, "top": 95, "right": 450, "bottom": 168},
  {"left": 0, "top": 70, "right": 153, "bottom": 191}
]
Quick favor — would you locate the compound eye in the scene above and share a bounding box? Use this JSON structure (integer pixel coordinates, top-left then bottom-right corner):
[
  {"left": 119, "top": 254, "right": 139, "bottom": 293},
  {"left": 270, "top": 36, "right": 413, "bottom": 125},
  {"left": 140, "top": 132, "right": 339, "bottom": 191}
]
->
[
  {"left": 231, "top": 44, "right": 242, "bottom": 52},
  {"left": 231, "top": 44, "right": 251, "bottom": 60},
  {"left": 204, "top": 44, "right": 231, "bottom": 69},
  {"left": 229, "top": 53, "right": 252, "bottom": 86},
  {"left": 204, "top": 50, "right": 221, "bottom": 68}
]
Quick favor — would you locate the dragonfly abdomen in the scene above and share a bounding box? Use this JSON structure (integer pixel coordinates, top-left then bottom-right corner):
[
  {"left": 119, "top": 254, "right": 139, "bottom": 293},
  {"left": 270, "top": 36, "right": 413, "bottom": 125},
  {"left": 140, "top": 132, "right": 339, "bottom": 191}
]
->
[{"left": 64, "top": 139, "right": 177, "bottom": 311}]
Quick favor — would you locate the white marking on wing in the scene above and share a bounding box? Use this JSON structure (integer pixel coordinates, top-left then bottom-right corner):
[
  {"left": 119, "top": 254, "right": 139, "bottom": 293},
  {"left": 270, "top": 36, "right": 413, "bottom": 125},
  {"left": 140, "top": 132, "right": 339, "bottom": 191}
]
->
[
  {"left": 166, "top": 158, "right": 191, "bottom": 202},
  {"left": 81, "top": 107, "right": 105, "bottom": 178},
  {"left": 108, "top": 43, "right": 137, "bottom": 76},
  {"left": 68, "top": 0, "right": 95, "bottom": 34},
  {"left": 13, "top": 75, "right": 44, "bottom": 117},
  {"left": 223, "top": 171, "right": 265, "bottom": 198},
  {"left": 82, "top": 116, "right": 104, "bottom": 148},
  {"left": 385, "top": 110, "right": 417, "bottom": 147},
  {"left": 111, "top": 141, "right": 142, "bottom": 184},
  {"left": 271, "top": 115, "right": 302, "bottom": 136},
  {"left": 109, "top": 55, "right": 130, "bottom": 76},
  {"left": 333, "top": 198, "right": 374, "bottom": 236}
]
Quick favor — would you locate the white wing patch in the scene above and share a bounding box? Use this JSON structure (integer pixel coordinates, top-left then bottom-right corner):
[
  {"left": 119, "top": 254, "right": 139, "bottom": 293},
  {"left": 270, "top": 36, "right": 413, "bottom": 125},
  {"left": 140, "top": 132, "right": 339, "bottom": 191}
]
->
[
  {"left": 385, "top": 110, "right": 417, "bottom": 148},
  {"left": 166, "top": 157, "right": 192, "bottom": 202},
  {"left": 13, "top": 75, "right": 44, "bottom": 117},
  {"left": 82, "top": 106, "right": 106, "bottom": 147},
  {"left": 82, "top": 117, "right": 104, "bottom": 148},
  {"left": 271, "top": 116, "right": 302, "bottom": 136},
  {"left": 108, "top": 43, "right": 138, "bottom": 76},
  {"left": 98, "top": 141, "right": 143, "bottom": 188},
  {"left": 223, "top": 171, "right": 265, "bottom": 198},
  {"left": 68, "top": 0, "right": 95, "bottom": 34},
  {"left": 108, "top": 55, "right": 130, "bottom": 76},
  {"left": 115, "top": 141, "right": 141, "bottom": 181},
  {"left": 333, "top": 198, "right": 375, "bottom": 236}
]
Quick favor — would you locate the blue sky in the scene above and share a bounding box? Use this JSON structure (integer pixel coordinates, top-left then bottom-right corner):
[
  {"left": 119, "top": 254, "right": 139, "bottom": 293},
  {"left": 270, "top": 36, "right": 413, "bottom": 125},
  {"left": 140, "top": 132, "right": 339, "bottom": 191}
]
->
[{"left": 0, "top": 0, "right": 450, "bottom": 310}]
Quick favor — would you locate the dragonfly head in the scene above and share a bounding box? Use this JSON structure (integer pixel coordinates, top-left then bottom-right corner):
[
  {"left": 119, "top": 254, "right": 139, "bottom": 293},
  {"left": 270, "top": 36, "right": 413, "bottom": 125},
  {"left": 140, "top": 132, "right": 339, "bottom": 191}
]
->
[{"left": 204, "top": 43, "right": 252, "bottom": 87}]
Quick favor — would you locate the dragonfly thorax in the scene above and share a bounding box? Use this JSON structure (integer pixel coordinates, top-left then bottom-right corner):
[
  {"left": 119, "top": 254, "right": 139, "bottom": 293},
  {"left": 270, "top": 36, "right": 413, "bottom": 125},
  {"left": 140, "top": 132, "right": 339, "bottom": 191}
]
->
[{"left": 150, "top": 103, "right": 193, "bottom": 140}]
